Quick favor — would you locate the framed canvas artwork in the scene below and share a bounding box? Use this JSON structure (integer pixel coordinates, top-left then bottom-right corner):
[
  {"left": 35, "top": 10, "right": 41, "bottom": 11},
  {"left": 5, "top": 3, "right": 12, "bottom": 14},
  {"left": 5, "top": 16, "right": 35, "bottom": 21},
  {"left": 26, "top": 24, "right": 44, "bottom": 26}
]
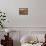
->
[{"left": 19, "top": 8, "right": 28, "bottom": 15}]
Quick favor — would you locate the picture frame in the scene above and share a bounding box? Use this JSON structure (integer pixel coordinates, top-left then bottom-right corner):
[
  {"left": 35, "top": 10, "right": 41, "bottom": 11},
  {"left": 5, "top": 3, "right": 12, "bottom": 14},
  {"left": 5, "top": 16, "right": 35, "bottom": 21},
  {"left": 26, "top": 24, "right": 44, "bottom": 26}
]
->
[{"left": 19, "top": 8, "right": 28, "bottom": 15}]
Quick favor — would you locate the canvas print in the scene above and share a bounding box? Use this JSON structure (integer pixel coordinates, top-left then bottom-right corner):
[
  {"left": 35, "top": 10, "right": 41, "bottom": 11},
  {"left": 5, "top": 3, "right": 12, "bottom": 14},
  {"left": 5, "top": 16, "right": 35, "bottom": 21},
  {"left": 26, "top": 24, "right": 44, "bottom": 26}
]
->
[{"left": 19, "top": 8, "right": 28, "bottom": 15}]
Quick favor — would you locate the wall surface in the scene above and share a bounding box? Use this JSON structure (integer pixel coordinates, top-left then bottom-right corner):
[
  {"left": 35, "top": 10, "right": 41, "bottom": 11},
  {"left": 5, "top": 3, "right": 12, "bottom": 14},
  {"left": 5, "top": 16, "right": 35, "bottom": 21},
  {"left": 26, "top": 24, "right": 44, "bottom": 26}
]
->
[
  {"left": 31, "top": 0, "right": 46, "bottom": 27},
  {"left": 0, "top": 0, "right": 46, "bottom": 27},
  {"left": 0, "top": 0, "right": 31, "bottom": 27}
]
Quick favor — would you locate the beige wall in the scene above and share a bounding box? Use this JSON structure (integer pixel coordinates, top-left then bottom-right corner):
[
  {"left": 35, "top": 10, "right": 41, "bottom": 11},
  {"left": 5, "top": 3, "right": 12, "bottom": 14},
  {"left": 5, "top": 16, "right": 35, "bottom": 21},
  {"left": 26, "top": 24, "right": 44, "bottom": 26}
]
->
[
  {"left": 0, "top": 0, "right": 46, "bottom": 34},
  {"left": 0, "top": 0, "right": 46, "bottom": 27}
]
